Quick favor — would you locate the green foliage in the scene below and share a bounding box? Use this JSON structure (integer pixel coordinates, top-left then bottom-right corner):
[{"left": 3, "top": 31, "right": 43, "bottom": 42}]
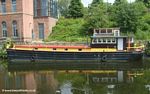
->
[
  {"left": 115, "top": 2, "right": 147, "bottom": 33},
  {"left": 67, "top": 0, "right": 84, "bottom": 18},
  {"left": 115, "top": 83, "right": 147, "bottom": 94},
  {"left": 0, "top": 38, "right": 14, "bottom": 59},
  {"left": 49, "top": 0, "right": 150, "bottom": 41},
  {"left": 136, "top": 0, "right": 150, "bottom": 8},
  {"left": 90, "top": 84, "right": 107, "bottom": 94},
  {"left": 134, "top": 12, "right": 150, "bottom": 40},
  {"left": 91, "top": 0, "right": 103, "bottom": 6},
  {"left": 58, "top": 0, "right": 71, "bottom": 17},
  {"left": 85, "top": 2, "right": 113, "bottom": 31},
  {"left": 135, "top": 29, "right": 150, "bottom": 40},
  {"left": 55, "top": 73, "right": 86, "bottom": 88},
  {"left": 46, "top": 18, "right": 88, "bottom": 42},
  {"left": 114, "top": 0, "right": 128, "bottom": 5},
  {"left": 138, "top": 13, "right": 150, "bottom": 31},
  {"left": 144, "top": 41, "right": 150, "bottom": 55},
  {"left": 0, "top": 60, "right": 8, "bottom": 68}
]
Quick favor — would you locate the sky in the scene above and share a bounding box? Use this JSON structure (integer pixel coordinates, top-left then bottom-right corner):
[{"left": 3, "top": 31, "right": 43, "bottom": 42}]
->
[{"left": 82, "top": 0, "right": 135, "bottom": 7}]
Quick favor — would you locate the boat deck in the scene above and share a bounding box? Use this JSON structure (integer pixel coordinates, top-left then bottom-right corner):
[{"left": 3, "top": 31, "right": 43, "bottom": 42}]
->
[{"left": 12, "top": 45, "right": 118, "bottom": 52}]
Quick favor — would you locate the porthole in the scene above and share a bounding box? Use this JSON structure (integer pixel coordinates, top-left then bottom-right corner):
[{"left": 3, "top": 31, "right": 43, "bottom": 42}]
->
[
  {"left": 78, "top": 49, "right": 82, "bottom": 51},
  {"left": 53, "top": 48, "right": 56, "bottom": 50},
  {"left": 34, "top": 48, "right": 38, "bottom": 50},
  {"left": 65, "top": 48, "right": 68, "bottom": 51}
]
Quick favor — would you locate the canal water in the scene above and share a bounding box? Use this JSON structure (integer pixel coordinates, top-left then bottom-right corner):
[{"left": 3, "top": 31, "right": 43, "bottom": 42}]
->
[{"left": 0, "top": 61, "right": 150, "bottom": 94}]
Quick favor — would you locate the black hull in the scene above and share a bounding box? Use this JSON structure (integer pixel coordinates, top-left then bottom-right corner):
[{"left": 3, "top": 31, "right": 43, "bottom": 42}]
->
[{"left": 7, "top": 49, "right": 143, "bottom": 63}]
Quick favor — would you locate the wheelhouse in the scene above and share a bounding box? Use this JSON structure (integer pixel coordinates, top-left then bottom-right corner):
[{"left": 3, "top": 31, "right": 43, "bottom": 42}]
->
[{"left": 90, "top": 28, "right": 134, "bottom": 51}]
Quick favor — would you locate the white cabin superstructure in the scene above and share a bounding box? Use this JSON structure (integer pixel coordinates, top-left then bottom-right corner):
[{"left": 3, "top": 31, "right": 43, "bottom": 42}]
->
[
  {"left": 93, "top": 28, "right": 120, "bottom": 37},
  {"left": 91, "top": 28, "right": 134, "bottom": 51}
]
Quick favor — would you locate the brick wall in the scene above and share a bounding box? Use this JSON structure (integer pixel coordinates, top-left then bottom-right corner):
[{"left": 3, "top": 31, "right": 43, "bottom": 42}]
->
[
  {"left": 33, "top": 17, "right": 57, "bottom": 40},
  {"left": 0, "top": 0, "right": 57, "bottom": 42},
  {"left": 22, "top": 0, "right": 34, "bottom": 41},
  {"left": 0, "top": 0, "right": 34, "bottom": 42},
  {"left": 0, "top": 14, "right": 23, "bottom": 40}
]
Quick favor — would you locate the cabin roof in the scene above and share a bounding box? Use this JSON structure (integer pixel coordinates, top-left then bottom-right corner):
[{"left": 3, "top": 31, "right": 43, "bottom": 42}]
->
[
  {"left": 94, "top": 28, "right": 120, "bottom": 30},
  {"left": 91, "top": 36, "right": 129, "bottom": 38}
]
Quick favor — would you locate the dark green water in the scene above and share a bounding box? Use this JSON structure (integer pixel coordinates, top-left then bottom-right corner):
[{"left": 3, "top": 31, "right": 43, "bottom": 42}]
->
[{"left": 0, "top": 60, "right": 150, "bottom": 94}]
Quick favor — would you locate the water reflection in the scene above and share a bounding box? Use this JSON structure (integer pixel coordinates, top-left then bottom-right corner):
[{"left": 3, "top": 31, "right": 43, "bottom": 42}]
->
[
  {"left": 0, "top": 70, "right": 58, "bottom": 94},
  {"left": 0, "top": 60, "right": 149, "bottom": 94},
  {"left": 60, "top": 82, "right": 73, "bottom": 94}
]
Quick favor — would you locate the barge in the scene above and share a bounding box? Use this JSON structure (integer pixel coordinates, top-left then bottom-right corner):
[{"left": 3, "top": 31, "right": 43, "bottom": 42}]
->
[{"left": 7, "top": 28, "right": 143, "bottom": 63}]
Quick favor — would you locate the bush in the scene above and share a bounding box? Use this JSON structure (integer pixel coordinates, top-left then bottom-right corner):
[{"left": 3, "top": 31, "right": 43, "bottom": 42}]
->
[
  {"left": 46, "top": 18, "right": 88, "bottom": 42},
  {"left": 135, "top": 29, "right": 150, "bottom": 40}
]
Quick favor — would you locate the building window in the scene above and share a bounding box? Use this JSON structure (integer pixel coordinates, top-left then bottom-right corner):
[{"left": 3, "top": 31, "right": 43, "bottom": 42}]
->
[
  {"left": 34, "top": 0, "right": 57, "bottom": 17},
  {"left": 41, "top": 0, "right": 48, "bottom": 16},
  {"left": 38, "top": 23, "right": 44, "bottom": 39},
  {"left": 12, "top": 21, "right": 18, "bottom": 37},
  {"left": 50, "top": 0, "right": 58, "bottom": 18},
  {"left": 1, "top": 0, "right": 6, "bottom": 13},
  {"left": 34, "top": 0, "right": 37, "bottom": 17},
  {"left": 32, "top": 30, "right": 34, "bottom": 39},
  {"left": 2, "top": 21, "right": 7, "bottom": 37},
  {"left": 12, "top": 0, "right": 16, "bottom": 12}
]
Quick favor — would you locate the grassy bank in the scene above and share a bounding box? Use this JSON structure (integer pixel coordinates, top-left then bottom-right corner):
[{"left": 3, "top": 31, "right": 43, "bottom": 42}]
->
[{"left": 45, "top": 18, "right": 89, "bottom": 42}]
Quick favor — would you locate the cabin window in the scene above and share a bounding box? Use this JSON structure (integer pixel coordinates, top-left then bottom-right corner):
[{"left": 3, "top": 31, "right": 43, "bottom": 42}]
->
[
  {"left": 53, "top": 48, "right": 56, "bottom": 50},
  {"left": 95, "top": 30, "right": 99, "bottom": 34},
  {"left": 78, "top": 49, "right": 82, "bottom": 51},
  {"left": 114, "top": 30, "right": 120, "bottom": 36},
  {"left": 98, "top": 39, "right": 101, "bottom": 43},
  {"left": 103, "top": 39, "right": 106, "bottom": 43},
  {"left": 112, "top": 38, "right": 116, "bottom": 43},
  {"left": 107, "top": 39, "right": 111, "bottom": 43},
  {"left": 101, "top": 29, "right": 106, "bottom": 33},
  {"left": 107, "top": 29, "right": 112, "bottom": 33},
  {"left": 65, "top": 48, "right": 68, "bottom": 51}
]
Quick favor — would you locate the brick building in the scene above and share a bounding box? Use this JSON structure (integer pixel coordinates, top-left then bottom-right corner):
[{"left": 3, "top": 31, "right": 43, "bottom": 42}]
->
[{"left": 0, "top": 0, "right": 57, "bottom": 42}]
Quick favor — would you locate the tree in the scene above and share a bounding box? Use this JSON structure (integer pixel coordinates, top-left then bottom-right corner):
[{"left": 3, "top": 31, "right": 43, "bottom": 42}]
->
[
  {"left": 136, "top": 0, "right": 150, "bottom": 8},
  {"left": 114, "top": 0, "right": 128, "bottom": 5},
  {"left": 58, "top": 0, "right": 71, "bottom": 17},
  {"left": 67, "top": 0, "right": 84, "bottom": 18},
  {"left": 115, "top": 2, "right": 147, "bottom": 33},
  {"left": 85, "top": 3, "right": 113, "bottom": 31},
  {"left": 91, "top": 0, "right": 103, "bottom": 6}
]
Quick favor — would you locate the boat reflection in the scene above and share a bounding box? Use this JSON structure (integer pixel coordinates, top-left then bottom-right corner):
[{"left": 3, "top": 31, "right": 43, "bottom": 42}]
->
[
  {"left": 0, "top": 66, "right": 146, "bottom": 94},
  {"left": 0, "top": 60, "right": 146, "bottom": 94},
  {"left": 8, "top": 61, "right": 143, "bottom": 71}
]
